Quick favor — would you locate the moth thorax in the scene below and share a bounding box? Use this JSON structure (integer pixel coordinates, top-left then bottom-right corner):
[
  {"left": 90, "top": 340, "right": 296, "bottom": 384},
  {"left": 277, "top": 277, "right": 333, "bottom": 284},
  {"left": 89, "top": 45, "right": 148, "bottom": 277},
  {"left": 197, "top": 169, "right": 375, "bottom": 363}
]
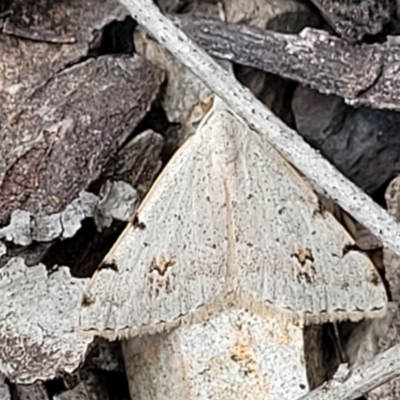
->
[{"left": 212, "top": 124, "right": 239, "bottom": 175}]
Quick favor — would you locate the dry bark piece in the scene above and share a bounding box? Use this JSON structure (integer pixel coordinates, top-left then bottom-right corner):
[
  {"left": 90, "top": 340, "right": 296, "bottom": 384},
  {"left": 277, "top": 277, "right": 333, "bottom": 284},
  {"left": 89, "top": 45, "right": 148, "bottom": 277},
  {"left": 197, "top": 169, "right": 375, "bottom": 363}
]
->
[
  {"left": 367, "top": 175, "right": 400, "bottom": 399},
  {"left": 53, "top": 374, "right": 109, "bottom": 400},
  {"left": 12, "top": 383, "right": 49, "bottom": 400},
  {"left": 292, "top": 86, "right": 400, "bottom": 195},
  {"left": 178, "top": 18, "right": 381, "bottom": 99},
  {"left": 94, "top": 181, "right": 138, "bottom": 231},
  {"left": 222, "top": 0, "right": 320, "bottom": 126},
  {"left": 102, "top": 129, "right": 165, "bottom": 199},
  {"left": 134, "top": 25, "right": 214, "bottom": 124},
  {"left": 0, "top": 192, "right": 97, "bottom": 246},
  {"left": 0, "top": 258, "right": 91, "bottom": 384},
  {"left": 222, "top": 0, "right": 320, "bottom": 30},
  {"left": 0, "top": 0, "right": 129, "bottom": 97},
  {"left": 0, "top": 180, "right": 138, "bottom": 246},
  {"left": 301, "top": 343, "right": 400, "bottom": 400},
  {"left": 0, "top": 374, "right": 10, "bottom": 400},
  {"left": 0, "top": 54, "right": 164, "bottom": 226},
  {"left": 178, "top": 17, "right": 400, "bottom": 112},
  {"left": 309, "top": 0, "right": 395, "bottom": 42}
]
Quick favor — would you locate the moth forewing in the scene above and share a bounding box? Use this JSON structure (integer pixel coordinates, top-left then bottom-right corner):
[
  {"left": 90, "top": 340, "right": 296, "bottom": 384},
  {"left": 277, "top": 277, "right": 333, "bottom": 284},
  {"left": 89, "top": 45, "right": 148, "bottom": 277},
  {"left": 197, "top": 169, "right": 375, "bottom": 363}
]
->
[
  {"left": 223, "top": 109, "right": 388, "bottom": 323},
  {"left": 79, "top": 99, "right": 387, "bottom": 340},
  {"left": 79, "top": 116, "right": 230, "bottom": 338}
]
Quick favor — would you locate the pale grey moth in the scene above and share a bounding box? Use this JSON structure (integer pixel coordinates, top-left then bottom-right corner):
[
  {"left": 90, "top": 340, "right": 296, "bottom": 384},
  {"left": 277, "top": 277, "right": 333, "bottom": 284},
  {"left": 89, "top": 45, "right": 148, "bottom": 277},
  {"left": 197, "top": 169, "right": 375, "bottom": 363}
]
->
[{"left": 79, "top": 98, "right": 387, "bottom": 340}]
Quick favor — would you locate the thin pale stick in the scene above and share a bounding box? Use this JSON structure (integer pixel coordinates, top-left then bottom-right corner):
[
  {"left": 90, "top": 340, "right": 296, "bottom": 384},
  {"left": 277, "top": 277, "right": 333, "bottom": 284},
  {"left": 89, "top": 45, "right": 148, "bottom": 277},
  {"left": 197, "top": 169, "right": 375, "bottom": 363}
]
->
[
  {"left": 118, "top": 0, "right": 400, "bottom": 256},
  {"left": 300, "top": 344, "right": 400, "bottom": 400}
]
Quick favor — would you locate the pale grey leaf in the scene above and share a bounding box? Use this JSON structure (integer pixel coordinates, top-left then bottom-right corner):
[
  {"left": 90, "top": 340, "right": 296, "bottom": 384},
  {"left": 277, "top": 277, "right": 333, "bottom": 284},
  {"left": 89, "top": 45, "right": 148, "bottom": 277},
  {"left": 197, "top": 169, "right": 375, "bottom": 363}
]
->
[
  {"left": 0, "top": 210, "right": 31, "bottom": 246},
  {"left": 94, "top": 181, "right": 138, "bottom": 231},
  {"left": 0, "top": 191, "right": 98, "bottom": 245},
  {"left": 0, "top": 258, "right": 91, "bottom": 383}
]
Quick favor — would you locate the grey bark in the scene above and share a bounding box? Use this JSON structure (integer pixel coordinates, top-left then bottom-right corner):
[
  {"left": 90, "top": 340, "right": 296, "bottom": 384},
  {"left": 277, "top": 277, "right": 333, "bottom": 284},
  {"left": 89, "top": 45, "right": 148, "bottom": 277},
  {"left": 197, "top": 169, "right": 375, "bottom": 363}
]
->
[
  {"left": 177, "top": 16, "right": 400, "bottom": 112},
  {"left": 300, "top": 344, "right": 400, "bottom": 400},
  {"left": 309, "top": 0, "right": 396, "bottom": 42}
]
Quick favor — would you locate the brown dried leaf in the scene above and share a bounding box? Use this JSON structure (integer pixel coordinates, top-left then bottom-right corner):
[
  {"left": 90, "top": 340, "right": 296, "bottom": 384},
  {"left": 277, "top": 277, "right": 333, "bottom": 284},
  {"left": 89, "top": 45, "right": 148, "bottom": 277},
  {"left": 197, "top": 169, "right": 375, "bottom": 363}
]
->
[
  {"left": 0, "top": 55, "right": 164, "bottom": 226},
  {"left": 0, "top": 0, "right": 129, "bottom": 98},
  {"left": 102, "top": 129, "right": 165, "bottom": 198}
]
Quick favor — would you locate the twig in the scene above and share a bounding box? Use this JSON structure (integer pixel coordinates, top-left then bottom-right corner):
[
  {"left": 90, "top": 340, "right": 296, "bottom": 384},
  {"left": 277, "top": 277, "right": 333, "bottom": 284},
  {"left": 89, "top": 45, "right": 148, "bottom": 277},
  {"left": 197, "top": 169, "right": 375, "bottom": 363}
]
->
[
  {"left": 300, "top": 344, "right": 400, "bottom": 399},
  {"left": 118, "top": 1, "right": 400, "bottom": 257},
  {"left": 178, "top": 17, "right": 400, "bottom": 112}
]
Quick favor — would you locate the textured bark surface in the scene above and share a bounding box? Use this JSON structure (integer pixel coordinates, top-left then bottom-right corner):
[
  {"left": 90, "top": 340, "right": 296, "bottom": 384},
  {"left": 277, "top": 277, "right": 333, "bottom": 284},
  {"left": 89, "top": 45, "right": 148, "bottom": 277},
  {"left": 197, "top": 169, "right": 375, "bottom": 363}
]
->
[
  {"left": 221, "top": 0, "right": 320, "bottom": 30},
  {"left": 0, "top": 0, "right": 129, "bottom": 95},
  {"left": 301, "top": 344, "right": 400, "bottom": 399},
  {"left": 0, "top": 0, "right": 165, "bottom": 243},
  {"left": 102, "top": 129, "right": 165, "bottom": 199},
  {"left": 367, "top": 176, "right": 400, "bottom": 399},
  {"left": 0, "top": 54, "right": 164, "bottom": 227},
  {"left": 309, "top": 0, "right": 396, "bottom": 42},
  {"left": 178, "top": 17, "right": 400, "bottom": 112},
  {"left": 0, "top": 258, "right": 91, "bottom": 384},
  {"left": 11, "top": 383, "right": 49, "bottom": 400},
  {"left": 0, "top": 374, "right": 11, "bottom": 400}
]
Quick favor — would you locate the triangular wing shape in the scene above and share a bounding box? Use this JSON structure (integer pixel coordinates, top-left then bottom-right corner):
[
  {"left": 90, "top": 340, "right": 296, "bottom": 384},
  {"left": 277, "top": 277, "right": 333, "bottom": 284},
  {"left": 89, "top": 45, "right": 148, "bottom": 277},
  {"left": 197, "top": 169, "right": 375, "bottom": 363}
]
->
[
  {"left": 80, "top": 100, "right": 387, "bottom": 339},
  {"left": 79, "top": 116, "right": 230, "bottom": 338},
  {"left": 216, "top": 107, "right": 387, "bottom": 323}
]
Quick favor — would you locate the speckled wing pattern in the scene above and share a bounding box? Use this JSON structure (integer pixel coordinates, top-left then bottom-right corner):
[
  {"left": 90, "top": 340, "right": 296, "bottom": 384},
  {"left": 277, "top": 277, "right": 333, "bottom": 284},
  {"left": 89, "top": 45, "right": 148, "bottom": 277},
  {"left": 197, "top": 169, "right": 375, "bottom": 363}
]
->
[
  {"left": 223, "top": 108, "right": 387, "bottom": 323},
  {"left": 80, "top": 108, "right": 230, "bottom": 337},
  {"left": 79, "top": 100, "right": 387, "bottom": 339}
]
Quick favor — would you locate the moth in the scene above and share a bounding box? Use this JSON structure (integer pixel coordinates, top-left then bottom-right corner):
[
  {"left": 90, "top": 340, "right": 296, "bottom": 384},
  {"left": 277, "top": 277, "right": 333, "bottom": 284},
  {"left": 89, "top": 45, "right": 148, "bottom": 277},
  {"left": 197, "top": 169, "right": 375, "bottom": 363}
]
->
[
  {"left": 79, "top": 98, "right": 387, "bottom": 399},
  {"left": 79, "top": 98, "right": 387, "bottom": 339}
]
